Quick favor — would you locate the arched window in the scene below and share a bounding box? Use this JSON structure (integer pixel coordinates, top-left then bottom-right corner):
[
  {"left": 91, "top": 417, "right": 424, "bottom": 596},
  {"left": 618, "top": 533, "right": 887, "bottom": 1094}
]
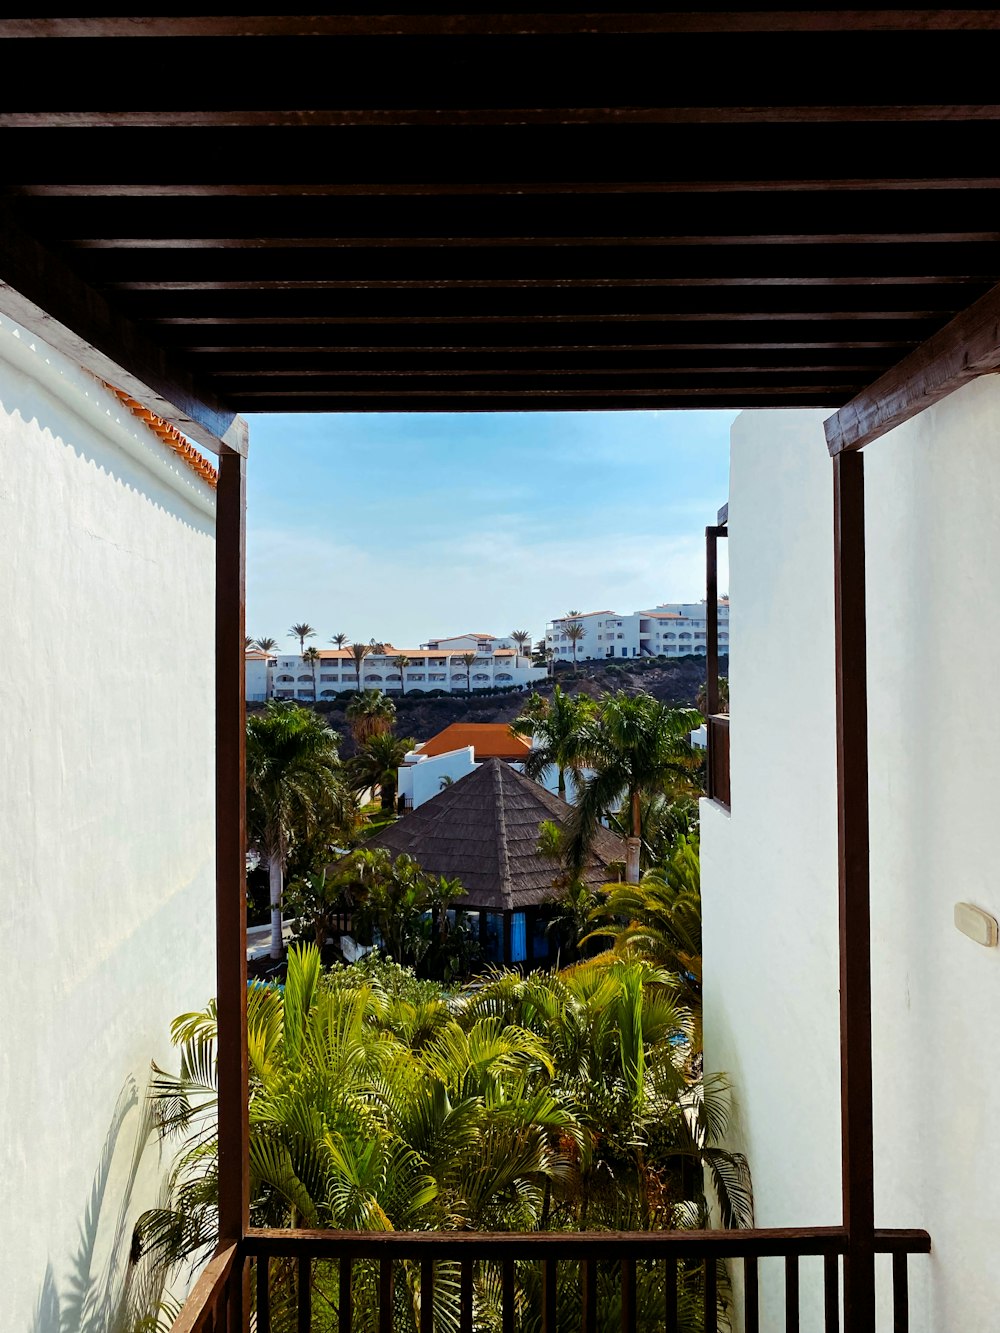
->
[
  {"left": 276, "top": 674, "right": 294, "bottom": 682},
  {"left": 297, "top": 674, "right": 312, "bottom": 682},
  {"left": 364, "top": 673, "right": 383, "bottom": 683}
]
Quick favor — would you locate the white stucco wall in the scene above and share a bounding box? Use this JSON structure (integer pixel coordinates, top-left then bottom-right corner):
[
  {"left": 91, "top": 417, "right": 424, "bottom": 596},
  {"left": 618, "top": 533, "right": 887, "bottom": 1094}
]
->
[
  {"left": 0, "top": 318, "right": 218, "bottom": 1331},
  {"left": 703, "top": 386, "right": 1000, "bottom": 1331}
]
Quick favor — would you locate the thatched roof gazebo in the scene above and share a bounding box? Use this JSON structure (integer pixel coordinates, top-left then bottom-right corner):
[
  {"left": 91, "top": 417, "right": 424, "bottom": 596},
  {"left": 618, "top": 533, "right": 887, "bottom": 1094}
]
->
[{"left": 362, "top": 756, "right": 625, "bottom": 964}]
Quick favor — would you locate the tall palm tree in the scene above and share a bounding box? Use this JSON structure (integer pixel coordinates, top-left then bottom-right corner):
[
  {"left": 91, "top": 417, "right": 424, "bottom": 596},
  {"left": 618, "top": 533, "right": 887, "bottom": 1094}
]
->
[
  {"left": 565, "top": 619, "right": 586, "bottom": 669},
  {"left": 330, "top": 632, "right": 349, "bottom": 650},
  {"left": 392, "top": 653, "right": 411, "bottom": 695},
  {"left": 254, "top": 636, "right": 278, "bottom": 655},
  {"left": 511, "top": 684, "right": 595, "bottom": 799},
  {"left": 349, "top": 641, "right": 372, "bottom": 691},
  {"left": 346, "top": 689, "right": 396, "bottom": 745},
  {"left": 460, "top": 651, "right": 477, "bottom": 695},
  {"left": 289, "top": 622, "right": 316, "bottom": 655},
  {"left": 244, "top": 635, "right": 254, "bottom": 651},
  {"left": 246, "top": 702, "right": 344, "bottom": 958},
  {"left": 348, "top": 730, "right": 415, "bottom": 811},
  {"left": 510, "top": 629, "right": 531, "bottom": 662},
  {"left": 302, "top": 645, "right": 320, "bottom": 700},
  {"left": 569, "top": 693, "right": 702, "bottom": 884}
]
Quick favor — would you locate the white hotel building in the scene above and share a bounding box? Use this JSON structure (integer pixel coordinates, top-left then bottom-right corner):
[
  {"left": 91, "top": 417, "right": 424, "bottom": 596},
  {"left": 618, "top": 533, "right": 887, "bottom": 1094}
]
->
[
  {"left": 545, "top": 600, "right": 730, "bottom": 663},
  {"left": 247, "top": 632, "right": 546, "bottom": 702}
]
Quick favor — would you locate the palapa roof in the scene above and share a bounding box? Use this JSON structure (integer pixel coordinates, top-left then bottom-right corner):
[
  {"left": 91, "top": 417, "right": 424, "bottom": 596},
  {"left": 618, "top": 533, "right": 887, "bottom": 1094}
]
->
[
  {"left": 413, "top": 723, "right": 531, "bottom": 762},
  {"left": 364, "top": 758, "right": 625, "bottom": 911}
]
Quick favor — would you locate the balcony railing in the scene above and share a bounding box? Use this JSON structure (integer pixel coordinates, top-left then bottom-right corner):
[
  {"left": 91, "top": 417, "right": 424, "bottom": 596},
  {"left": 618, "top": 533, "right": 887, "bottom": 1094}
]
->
[
  {"left": 707, "top": 713, "right": 731, "bottom": 810},
  {"left": 172, "top": 1226, "right": 929, "bottom": 1332}
]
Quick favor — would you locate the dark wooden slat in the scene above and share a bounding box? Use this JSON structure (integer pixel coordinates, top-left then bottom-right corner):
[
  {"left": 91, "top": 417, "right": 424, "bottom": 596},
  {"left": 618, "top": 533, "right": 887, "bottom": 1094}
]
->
[
  {"left": 297, "top": 1257, "right": 311, "bottom": 1333},
  {"left": 256, "top": 1256, "right": 271, "bottom": 1333},
  {"left": 704, "top": 1258, "right": 718, "bottom": 1333},
  {"left": 340, "top": 1257, "right": 352, "bottom": 1333},
  {"left": 893, "top": 1253, "right": 909, "bottom": 1333},
  {"left": 24, "top": 175, "right": 1000, "bottom": 198},
  {"left": 582, "top": 1260, "right": 597, "bottom": 1333},
  {"left": 785, "top": 1256, "right": 800, "bottom": 1333},
  {"left": 502, "top": 1258, "right": 515, "bottom": 1333},
  {"left": 12, "top": 106, "right": 1000, "bottom": 128},
  {"left": 621, "top": 1258, "right": 636, "bottom": 1333},
  {"left": 0, "top": 207, "right": 245, "bottom": 456},
  {"left": 664, "top": 1256, "right": 678, "bottom": 1333},
  {"left": 215, "top": 450, "right": 248, "bottom": 1251},
  {"left": 541, "top": 1260, "right": 556, "bottom": 1333},
  {"left": 460, "top": 1261, "right": 473, "bottom": 1333},
  {"left": 379, "top": 1259, "right": 393, "bottom": 1333},
  {"left": 826, "top": 277, "right": 1000, "bottom": 452},
  {"left": 421, "top": 1259, "right": 434, "bottom": 1333},
  {"left": 825, "top": 1254, "right": 840, "bottom": 1332},
  {"left": 7, "top": 13, "right": 1000, "bottom": 36},
  {"left": 744, "top": 1257, "right": 759, "bottom": 1333},
  {"left": 833, "top": 450, "right": 876, "bottom": 1333},
  {"left": 107, "top": 274, "right": 994, "bottom": 290},
  {"left": 169, "top": 1246, "right": 239, "bottom": 1333}
]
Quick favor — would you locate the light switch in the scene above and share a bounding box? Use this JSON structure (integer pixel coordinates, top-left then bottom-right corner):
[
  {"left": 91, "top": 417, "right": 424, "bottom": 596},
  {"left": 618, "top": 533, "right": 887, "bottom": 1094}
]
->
[{"left": 954, "top": 902, "right": 999, "bottom": 947}]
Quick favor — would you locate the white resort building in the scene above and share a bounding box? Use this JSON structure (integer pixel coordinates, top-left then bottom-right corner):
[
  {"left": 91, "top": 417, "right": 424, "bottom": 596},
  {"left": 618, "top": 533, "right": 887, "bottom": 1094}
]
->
[
  {"left": 251, "top": 641, "right": 546, "bottom": 702},
  {"left": 545, "top": 600, "right": 730, "bottom": 662}
]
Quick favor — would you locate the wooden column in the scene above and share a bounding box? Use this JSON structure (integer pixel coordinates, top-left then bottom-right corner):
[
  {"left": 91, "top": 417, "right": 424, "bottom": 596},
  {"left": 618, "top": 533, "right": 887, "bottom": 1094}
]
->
[
  {"left": 833, "top": 449, "right": 875, "bottom": 1332},
  {"left": 216, "top": 447, "right": 249, "bottom": 1243},
  {"left": 705, "top": 525, "right": 723, "bottom": 716},
  {"left": 525, "top": 909, "right": 535, "bottom": 966},
  {"left": 502, "top": 911, "right": 513, "bottom": 965}
]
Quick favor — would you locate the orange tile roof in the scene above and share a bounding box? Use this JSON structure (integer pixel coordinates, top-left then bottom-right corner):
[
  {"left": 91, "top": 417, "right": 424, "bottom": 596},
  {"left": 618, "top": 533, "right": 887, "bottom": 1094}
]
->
[
  {"left": 414, "top": 723, "right": 532, "bottom": 762},
  {"left": 105, "top": 384, "right": 219, "bottom": 488}
]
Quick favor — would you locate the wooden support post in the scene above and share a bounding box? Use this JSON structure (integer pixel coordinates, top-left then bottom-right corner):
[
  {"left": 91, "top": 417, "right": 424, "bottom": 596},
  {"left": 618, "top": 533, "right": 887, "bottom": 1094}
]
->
[
  {"left": 216, "top": 447, "right": 249, "bottom": 1243},
  {"left": 705, "top": 525, "right": 722, "bottom": 716},
  {"left": 833, "top": 449, "right": 875, "bottom": 1332},
  {"left": 525, "top": 909, "right": 535, "bottom": 966},
  {"left": 502, "top": 911, "right": 513, "bottom": 965}
]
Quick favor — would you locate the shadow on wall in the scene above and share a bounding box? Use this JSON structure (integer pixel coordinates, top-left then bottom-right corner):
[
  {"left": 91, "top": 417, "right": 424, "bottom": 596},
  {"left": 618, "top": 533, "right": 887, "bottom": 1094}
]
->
[{"left": 30, "top": 1078, "right": 175, "bottom": 1333}]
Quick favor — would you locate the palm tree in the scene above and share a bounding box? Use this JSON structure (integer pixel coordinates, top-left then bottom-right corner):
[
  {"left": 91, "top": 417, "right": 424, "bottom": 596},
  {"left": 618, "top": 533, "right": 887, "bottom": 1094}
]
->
[
  {"left": 696, "top": 675, "right": 730, "bottom": 716},
  {"left": 246, "top": 702, "right": 344, "bottom": 958},
  {"left": 345, "top": 688, "right": 396, "bottom": 745},
  {"left": 510, "top": 629, "right": 531, "bottom": 662},
  {"left": 569, "top": 693, "right": 702, "bottom": 884},
  {"left": 244, "top": 635, "right": 254, "bottom": 651},
  {"left": 460, "top": 651, "right": 477, "bottom": 695},
  {"left": 392, "top": 653, "right": 411, "bottom": 695},
  {"left": 512, "top": 684, "right": 595, "bottom": 799},
  {"left": 565, "top": 619, "right": 586, "bottom": 669},
  {"left": 289, "top": 622, "right": 316, "bottom": 655},
  {"left": 349, "top": 641, "right": 372, "bottom": 691},
  {"left": 347, "top": 730, "right": 415, "bottom": 811},
  {"left": 254, "top": 636, "right": 278, "bottom": 655},
  {"left": 330, "top": 632, "right": 349, "bottom": 650},
  {"left": 302, "top": 645, "right": 320, "bottom": 700}
]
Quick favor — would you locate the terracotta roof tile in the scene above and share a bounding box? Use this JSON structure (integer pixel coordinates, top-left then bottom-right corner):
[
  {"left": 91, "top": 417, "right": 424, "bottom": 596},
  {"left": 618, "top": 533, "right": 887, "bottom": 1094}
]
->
[
  {"left": 415, "top": 723, "right": 531, "bottom": 761},
  {"left": 104, "top": 384, "right": 219, "bottom": 488}
]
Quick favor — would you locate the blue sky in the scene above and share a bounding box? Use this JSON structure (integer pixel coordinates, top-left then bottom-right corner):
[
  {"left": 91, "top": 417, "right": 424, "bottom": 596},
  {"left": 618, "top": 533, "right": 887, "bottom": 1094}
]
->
[{"left": 245, "top": 411, "right": 735, "bottom": 651}]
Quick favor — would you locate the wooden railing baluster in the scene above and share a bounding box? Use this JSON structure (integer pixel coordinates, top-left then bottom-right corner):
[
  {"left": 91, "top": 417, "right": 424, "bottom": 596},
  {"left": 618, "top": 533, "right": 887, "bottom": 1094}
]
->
[
  {"left": 582, "top": 1259, "right": 597, "bottom": 1333},
  {"left": 256, "top": 1255, "right": 271, "bottom": 1333},
  {"left": 664, "top": 1254, "right": 678, "bottom": 1333},
  {"left": 744, "top": 1256, "right": 759, "bottom": 1333},
  {"left": 502, "top": 1257, "right": 515, "bottom": 1333},
  {"left": 297, "top": 1255, "right": 311, "bottom": 1333},
  {"left": 541, "top": 1259, "right": 556, "bottom": 1333},
  {"left": 704, "top": 1257, "right": 718, "bottom": 1333},
  {"left": 824, "top": 1253, "right": 839, "bottom": 1333},
  {"left": 339, "top": 1256, "right": 352, "bottom": 1333},
  {"left": 420, "top": 1258, "right": 434, "bottom": 1333},
  {"left": 893, "top": 1252, "right": 909, "bottom": 1333},
  {"left": 460, "top": 1259, "right": 473, "bottom": 1333},
  {"left": 621, "top": 1258, "right": 636, "bottom": 1333},
  {"left": 785, "top": 1255, "right": 800, "bottom": 1333},
  {"left": 379, "top": 1258, "right": 393, "bottom": 1333}
]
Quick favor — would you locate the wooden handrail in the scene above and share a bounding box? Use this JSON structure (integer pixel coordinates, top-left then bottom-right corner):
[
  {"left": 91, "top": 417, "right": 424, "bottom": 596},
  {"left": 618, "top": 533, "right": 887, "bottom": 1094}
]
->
[
  {"left": 168, "top": 1242, "right": 240, "bottom": 1333},
  {"left": 243, "top": 1225, "right": 930, "bottom": 1260}
]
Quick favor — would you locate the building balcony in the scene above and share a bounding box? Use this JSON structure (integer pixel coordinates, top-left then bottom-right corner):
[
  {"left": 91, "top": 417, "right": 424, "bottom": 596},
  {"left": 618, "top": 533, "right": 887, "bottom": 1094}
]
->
[{"left": 175, "top": 1224, "right": 929, "bottom": 1331}]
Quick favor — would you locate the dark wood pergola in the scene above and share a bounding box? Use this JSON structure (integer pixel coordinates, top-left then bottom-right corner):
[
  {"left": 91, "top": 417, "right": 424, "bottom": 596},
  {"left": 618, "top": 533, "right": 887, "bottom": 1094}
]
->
[{"left": 6, "top": 13, "right": 1000, "bottom": 1331}]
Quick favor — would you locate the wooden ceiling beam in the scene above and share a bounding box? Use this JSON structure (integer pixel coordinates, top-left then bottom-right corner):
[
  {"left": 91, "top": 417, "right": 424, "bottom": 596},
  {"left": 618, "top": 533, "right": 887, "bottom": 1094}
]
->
[
  {"left": 826, "top": 279, "right": 1000, "bottom": 452},
  {"left": 108, "top": 275, "right": 991, "bottom": 292},
  {"left": 0, "top": 207, "right": 245, "bottom": 455},
  {"left": 4, "top": 14, "right": 1000, "bottom": 38}
]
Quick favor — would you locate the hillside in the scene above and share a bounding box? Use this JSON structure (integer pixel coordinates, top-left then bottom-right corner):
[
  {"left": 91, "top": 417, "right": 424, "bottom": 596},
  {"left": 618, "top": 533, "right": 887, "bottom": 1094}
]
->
[{"left": 261, "top": 655, "right": 727, "bottom": 757}]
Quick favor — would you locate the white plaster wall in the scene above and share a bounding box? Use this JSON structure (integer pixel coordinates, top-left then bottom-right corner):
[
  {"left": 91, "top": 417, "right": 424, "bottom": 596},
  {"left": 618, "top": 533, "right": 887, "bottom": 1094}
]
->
[
  {"left": 704, "top": 385, "right": 1000, "bottom": 1331},
  {"left": 0, "top": 319, "right": 217, "bottom": 1331},
  {"left": 701, "top": 408, "right": 842, "bottom": 1330},
  {"left": 402, "top": 747, "right": 478, "bottom": 807}
]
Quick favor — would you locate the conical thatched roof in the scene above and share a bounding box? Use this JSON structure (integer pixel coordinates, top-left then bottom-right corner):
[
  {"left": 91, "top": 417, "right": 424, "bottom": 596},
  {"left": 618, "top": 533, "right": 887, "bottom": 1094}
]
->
[{"left": 361, "top": 757, "right": 625, "bottom": 911}]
